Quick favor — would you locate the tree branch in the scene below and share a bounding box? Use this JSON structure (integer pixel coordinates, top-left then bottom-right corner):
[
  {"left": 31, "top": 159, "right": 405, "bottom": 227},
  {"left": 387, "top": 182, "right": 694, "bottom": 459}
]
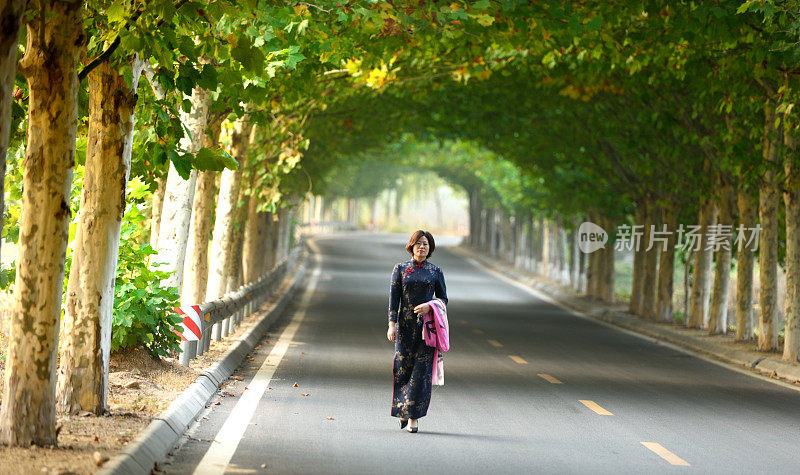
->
[{"left": 78, "top": 0, "right": 191, "bottom": 81}]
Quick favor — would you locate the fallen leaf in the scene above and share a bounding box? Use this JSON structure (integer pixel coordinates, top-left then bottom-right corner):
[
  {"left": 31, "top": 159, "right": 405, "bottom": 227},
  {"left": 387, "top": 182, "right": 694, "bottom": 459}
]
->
[
  {"left": 244, "top": 386, "right": 248, "bottom": 390},
  {"left": 325, "top": 417, "right": 335, "bottom": 420},
  {"left": 214, "top": 402, "right": 221, "bottom": 405},
  {"left": 93, "top": 436, "right": 99, "bottom": 442},
  {"left": 301, "top": 393, "right": 310, "bottom": 396},
  {"left": 292, "top": 382, "right": 299, "bottom": 387}
]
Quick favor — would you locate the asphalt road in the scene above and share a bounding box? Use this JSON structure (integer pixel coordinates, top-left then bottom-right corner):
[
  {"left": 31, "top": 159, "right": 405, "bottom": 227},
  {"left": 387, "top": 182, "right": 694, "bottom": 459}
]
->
[{"left": 164, "top": 233, "right": 800, "bottom": 474}]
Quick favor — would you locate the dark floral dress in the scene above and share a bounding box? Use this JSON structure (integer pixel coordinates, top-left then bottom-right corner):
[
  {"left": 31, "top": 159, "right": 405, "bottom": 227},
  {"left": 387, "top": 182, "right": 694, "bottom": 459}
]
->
[{"left": 388, "top": 259, "right": 448, "bottom": 419}]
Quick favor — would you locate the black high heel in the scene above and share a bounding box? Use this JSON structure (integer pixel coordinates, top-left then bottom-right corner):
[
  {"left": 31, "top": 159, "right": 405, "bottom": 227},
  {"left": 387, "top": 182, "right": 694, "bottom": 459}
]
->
[{"left": 400, "top": 419, "right": 408, "bottom": 429}]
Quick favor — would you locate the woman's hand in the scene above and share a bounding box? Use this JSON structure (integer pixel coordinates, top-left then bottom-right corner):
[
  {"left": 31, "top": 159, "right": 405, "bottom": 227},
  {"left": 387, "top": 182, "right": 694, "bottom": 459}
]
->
[
  {"left": 413, "top": 303, "right": 431, "bottom": 316},
  {"left": 387, "top": 322, "right": 397, "bottom": 342}
]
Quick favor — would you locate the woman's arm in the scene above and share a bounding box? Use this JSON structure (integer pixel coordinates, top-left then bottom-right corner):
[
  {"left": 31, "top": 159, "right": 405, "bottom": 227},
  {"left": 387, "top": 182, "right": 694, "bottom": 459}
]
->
[
  {"left": 388, "top": 263, "right": 402, "bottom": 323},
  {"left": 435, "top": 267, "right": 448, "bottom": 305}
]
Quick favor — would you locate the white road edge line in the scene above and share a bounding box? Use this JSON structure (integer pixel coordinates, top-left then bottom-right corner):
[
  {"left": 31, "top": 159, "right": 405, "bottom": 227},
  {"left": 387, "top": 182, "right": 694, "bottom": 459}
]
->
[
  {"left": 193, "top": 261, "right": 321, "bottom": 475},
  {"left": 453, "top": 250, "right": 800, "bottom": 394}
]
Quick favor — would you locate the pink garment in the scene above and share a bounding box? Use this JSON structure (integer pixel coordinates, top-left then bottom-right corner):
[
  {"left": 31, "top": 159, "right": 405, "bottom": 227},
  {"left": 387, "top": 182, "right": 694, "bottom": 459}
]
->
[{"left": 422, "top": 299, "right": 449, "bottom": 385}]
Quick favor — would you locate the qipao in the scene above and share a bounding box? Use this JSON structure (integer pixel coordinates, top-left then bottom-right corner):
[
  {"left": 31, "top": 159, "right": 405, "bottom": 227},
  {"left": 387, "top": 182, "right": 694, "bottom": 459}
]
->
[{"left": 388, "top": 259, "right": 448, "bottom": 419}]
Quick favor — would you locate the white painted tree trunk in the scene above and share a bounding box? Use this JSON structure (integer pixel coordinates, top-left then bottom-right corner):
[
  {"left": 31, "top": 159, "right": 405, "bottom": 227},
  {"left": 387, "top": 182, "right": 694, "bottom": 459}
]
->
[
  {"left": 56, "top": 59, "right": 142, "bottom": 415},
  {"left": 0, "top": 0, "right": 84, "bottom": 446},
  {"left": 152, "top": 85, "right": 211, "bottom": 290}
]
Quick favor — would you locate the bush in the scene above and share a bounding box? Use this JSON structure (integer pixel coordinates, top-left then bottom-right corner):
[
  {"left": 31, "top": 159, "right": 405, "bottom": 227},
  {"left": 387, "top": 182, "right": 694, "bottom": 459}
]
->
[{"left": 111, "top": 180, "right": 182, "bottom": 358}]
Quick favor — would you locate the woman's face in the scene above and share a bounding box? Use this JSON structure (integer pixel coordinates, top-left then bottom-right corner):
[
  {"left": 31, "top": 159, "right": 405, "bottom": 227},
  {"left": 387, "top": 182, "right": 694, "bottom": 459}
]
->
[{"left": 412, "top": 236, "right": 429, "bottom": 261}]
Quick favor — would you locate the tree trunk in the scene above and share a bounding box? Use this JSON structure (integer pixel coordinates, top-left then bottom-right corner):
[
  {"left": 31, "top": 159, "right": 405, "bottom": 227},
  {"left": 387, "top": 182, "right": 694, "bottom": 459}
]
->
[
  {"left": 0, "top": 0, "right": 84, "bottom": 446},
  {"left": 0, "top": 0, "right": 26, "bottom": 261},
  {"left": 641, "top": 202, "right": 659, "bottom": 319},
  {"left": 585, "top": 212, "right": 596, "bottom": 297},
  {"left": 602, "top": 216, "right": 615, "bottom": 303},
  {"left": 629, "top": 203, "right": 646, "bottom": 315},
  {"left": 468, "top": 190, "right": 479, "bottom": 247},
  {"left": 149, "top": 174, "right": 166, "bottom": 250},
  {"left": 182, "top": 169, "right": 217, "bottom": 304},
  {"left": 501, "top": 212, "right": 512, "bottom": 263},
  {"left": 56, "top": 59, "right": 142, "bottom": 415},
  {"left": 542, "top": 218, "right": 551, "bottom": 278},
  {"left": 708, "top": 184, "right": 735, "bottom": 335},
  {"left": 152, "top": 84, "right": 211, "bottom": 289},
  {"left": 479, "top": 209, "right": 488, "bottom": 250},
  {"left": 568, "top": 224, "right": 577, "bottom": 289},
  {"left": 182, "top": 121, "right": 221, "bottom": 306},
  {"left": 228, "top": 184, "right": 248, "bottom": 289},
  {"left": 688, "top": 198, "right": 717, "bottom": 329},
  {"left": 578, "top": 231, "right": 586, "bottom": 292},
  {"left": 516, "top": 214, "right": 526, "bottom": 268},
  {"left": 736, "top": 189, "right": 756, "bottom": 341},
  {"left": 205, "top": 116, "right": 250, "bottom": 306},
  {"left": 265, "top": 212, "right": 278, "bottom": 271},
  {"left": 243, "top": 195, "right": 267, "bottom": 284},
  {"left": 535, "top": 215, "right": 544, "bottom": 272},
  {"left": 758, "top": 102, "right": 780, "bottom": 351},
  {"left": 783, "top": 127, "right": 800, "bottom": 361},
  {"left": 656, "top": 207, "right": 678, "bottom": 323}
]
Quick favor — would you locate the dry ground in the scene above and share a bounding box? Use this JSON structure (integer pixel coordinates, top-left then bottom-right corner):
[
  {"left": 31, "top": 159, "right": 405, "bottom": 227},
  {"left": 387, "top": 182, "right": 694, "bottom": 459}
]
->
[{"left": 0, "top": 274, "right": 294, "bottom": 474}]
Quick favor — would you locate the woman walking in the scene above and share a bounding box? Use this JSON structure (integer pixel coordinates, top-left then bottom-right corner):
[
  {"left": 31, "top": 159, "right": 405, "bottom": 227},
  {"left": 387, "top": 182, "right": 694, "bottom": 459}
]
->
[{"left": 387, "top": 230, "right": 448, "bottom": 433}]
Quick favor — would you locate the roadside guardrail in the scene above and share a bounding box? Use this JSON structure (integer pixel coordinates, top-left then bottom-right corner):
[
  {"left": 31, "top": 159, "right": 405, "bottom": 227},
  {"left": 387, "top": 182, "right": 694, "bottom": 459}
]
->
[{"left": 178, "top": 245, "right": 303, "bottom": 366}]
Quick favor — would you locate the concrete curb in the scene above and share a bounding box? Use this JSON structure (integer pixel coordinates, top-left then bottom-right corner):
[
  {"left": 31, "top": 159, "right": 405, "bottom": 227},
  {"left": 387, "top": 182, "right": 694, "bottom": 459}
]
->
[
  {"left": 450, "top": 245, "right": 800, "bottom": 385},
  {"left": 98, "top": 252, "right": 309, "bottom": 475}
]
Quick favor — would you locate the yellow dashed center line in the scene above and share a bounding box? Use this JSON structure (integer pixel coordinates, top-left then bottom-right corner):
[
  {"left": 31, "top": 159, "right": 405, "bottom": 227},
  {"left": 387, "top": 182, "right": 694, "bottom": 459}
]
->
[
  {"left": 537, "top": 373, "right": 562, "bottom": 384},
  {"left": 488, "top": 340, "right": 503, "bottom": 347},
  {"left": 641, "top": 442, "right": 690, "bottom": 466},
  {"left": 473, "top": 328, "right": 485, "bottom": 335},
  {"left": 579, "top": 400, "right": 613, "bottom": 415},
  {"left": 508, "top": 355, "right": 528, "bottom": 364}
]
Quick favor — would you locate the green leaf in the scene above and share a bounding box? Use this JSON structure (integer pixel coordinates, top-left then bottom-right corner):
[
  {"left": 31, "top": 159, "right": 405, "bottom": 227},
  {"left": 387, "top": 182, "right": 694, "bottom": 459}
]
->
[
  {"left": 171, "top": 150, "right": 192, "bottom": 179},
  {"left": 175, "top": 76, "right": 194, "bottom": 96},
  {"left": 106, "top": 3, "right": 126, "bottom": 23},
  {"left": 194, "top": 147, "right": 239, "bottom": 171},
  {"left": 197, "top": 64, "right": 218, "bottom": 91},
  {"left": 181, "top": 98, "right": 193, "bottom": 113}
]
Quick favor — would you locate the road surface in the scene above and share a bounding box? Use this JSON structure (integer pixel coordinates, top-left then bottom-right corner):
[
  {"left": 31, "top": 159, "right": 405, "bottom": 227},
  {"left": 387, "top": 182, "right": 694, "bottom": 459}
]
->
[{"left": 164, "top": 233, "right": 800, "bottom": 474}]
